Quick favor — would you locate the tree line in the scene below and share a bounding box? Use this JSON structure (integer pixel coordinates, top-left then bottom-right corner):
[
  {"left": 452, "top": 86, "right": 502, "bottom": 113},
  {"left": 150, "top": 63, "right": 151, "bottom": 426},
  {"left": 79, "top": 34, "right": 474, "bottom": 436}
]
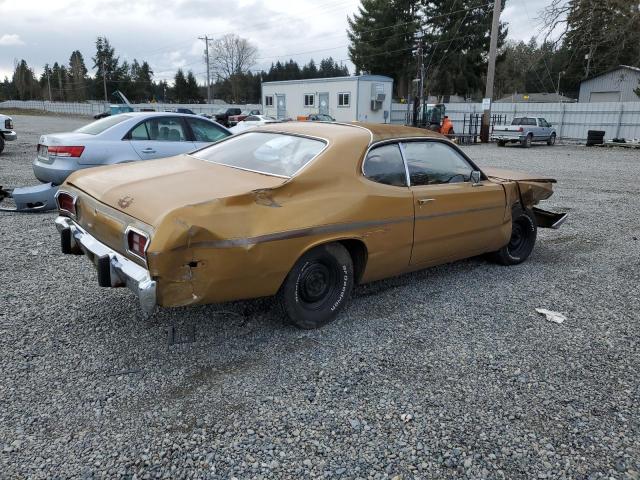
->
[
  {"left": 0, "top": 35, "right": 349, "bottom": 104},
  {"left": 347, "top": 0, "right": 639, "bottom": 100}
]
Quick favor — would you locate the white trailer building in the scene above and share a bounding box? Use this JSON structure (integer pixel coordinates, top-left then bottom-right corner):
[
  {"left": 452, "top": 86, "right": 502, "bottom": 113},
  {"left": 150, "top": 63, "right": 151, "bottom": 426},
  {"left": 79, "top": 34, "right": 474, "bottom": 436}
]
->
[{"left": 261, "top": 75, "right": 393, "bottom": 123}]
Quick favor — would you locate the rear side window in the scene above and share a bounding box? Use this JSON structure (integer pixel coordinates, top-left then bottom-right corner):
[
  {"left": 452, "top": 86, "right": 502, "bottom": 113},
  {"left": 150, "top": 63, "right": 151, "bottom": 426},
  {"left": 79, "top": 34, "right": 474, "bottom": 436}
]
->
[
  {"left": 192, "top": 132, "right": 325, "bottom": 177},
  {"left": 363, "top": 144, "right": 407, "bottom": 187},
  {"left": 76, "top": 114, "right": 132, "bottom": 135},
  {"left": 187, "top": 118, "right": 229, "bottom": 143},
  {"left": 143, "top": 117, "right": 188, "bottom": 141}
]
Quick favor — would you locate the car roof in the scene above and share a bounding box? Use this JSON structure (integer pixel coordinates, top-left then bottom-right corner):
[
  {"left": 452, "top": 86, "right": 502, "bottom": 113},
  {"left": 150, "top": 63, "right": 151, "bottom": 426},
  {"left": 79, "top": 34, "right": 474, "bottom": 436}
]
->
[
  {"left": 121, "top": 111, "right": 199, "bottom": 118},
  {"left": 256, "top": 121, "right": 446, "bottom": 145}
]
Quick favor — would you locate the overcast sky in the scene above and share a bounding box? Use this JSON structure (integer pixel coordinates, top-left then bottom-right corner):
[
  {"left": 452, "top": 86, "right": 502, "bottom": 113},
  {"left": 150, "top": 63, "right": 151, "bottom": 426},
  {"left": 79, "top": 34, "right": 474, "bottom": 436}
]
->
[{"left": 0, "top": 0, "right": 554, "bottom": 84}]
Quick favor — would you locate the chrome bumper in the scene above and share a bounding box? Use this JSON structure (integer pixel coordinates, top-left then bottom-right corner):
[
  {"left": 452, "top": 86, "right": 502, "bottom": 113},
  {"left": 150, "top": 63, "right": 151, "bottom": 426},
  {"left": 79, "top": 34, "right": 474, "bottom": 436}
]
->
[
  {"left": 55, "top": 216, "right": 157, "bottom": 315},
  {"left": 2, "top": 130, "right": 17, "bottom": 141}
]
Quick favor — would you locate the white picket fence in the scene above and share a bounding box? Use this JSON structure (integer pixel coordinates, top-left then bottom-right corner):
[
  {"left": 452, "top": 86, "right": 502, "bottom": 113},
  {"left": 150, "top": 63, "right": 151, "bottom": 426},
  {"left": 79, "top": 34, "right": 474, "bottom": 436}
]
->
[
  {"left": 391, "top": 101, "right": 640, "bottom": 141},
  {"left": 0, "top": 100, "right": 261, "bottom": 117}
]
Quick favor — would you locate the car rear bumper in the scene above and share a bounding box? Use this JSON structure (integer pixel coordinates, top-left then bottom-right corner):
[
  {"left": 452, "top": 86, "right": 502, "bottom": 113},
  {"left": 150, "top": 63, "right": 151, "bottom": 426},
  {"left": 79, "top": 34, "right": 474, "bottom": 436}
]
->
[
  {"left": 2, "top": 130, "right": 17, "bottom": 141},
  {"left": 491, "top": 134, "right": 523, "bottom": 141},
  {"left": 33, "top": 156, "right": 84, "bottom": 184},
  {"left": 55, "top": 216, "right": 157, "bottom": 315}
]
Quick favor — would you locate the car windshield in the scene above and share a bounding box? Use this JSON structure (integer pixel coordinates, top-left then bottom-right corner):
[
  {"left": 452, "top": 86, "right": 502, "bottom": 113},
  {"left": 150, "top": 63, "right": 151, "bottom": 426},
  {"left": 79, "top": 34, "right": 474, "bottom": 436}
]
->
[
  {"left": 192, "top": 132, "right": 326, "bottom": 177},
  {"left": 76, "top": 115, "right": 132, "bottom": 135}
]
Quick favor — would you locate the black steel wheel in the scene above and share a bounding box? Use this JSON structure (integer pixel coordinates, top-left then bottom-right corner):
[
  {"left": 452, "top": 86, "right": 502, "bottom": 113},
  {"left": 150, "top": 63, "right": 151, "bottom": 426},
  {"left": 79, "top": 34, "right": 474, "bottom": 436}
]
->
[
  {"left": 489, "top": 207, "right": 537, "bottom": 265},
  {"left": 278, "top": 243, "right": 354, "bottom": 329}
]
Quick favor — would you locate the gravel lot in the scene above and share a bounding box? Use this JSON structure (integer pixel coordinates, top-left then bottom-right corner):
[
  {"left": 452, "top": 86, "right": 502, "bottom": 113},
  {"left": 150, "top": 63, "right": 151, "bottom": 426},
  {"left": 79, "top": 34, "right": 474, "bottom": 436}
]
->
[{"left": 1, "top": 113, "right": 639, "bottom": 479}]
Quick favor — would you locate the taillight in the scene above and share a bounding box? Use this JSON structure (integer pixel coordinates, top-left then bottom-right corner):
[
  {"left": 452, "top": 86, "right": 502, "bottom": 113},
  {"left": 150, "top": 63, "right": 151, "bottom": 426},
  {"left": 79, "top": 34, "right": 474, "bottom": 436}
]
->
[
  {"left": 49, "top": 146, "right": 85, "bottom": 157},
  {"left": 518, "top": 127, "right": 524, "bottom": 132},
  {"left": 56, "top": 191, "right": 76, "bottom": 216},
  {"left": 126, "top": 228, "right": 149, "bottom": 260}
]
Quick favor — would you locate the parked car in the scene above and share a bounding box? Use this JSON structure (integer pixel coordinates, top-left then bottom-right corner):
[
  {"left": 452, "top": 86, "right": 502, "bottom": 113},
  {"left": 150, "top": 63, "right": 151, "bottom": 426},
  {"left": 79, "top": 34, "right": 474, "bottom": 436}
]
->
[
  {"left": 215, "top": 108, "right": 242, "bottom": 127},
  {"left": 0, "top": 113, "right": 17, "bottom": 154},
  {"left": 228, "top": 109, "right": 262, "bottom": 127},
  {"left": 492, "top": 117, "right": 557, "bottom": 147},
  {"left": 33, "top": 112, "right": 231, "bottom": 185},
  {"left": 174, "top": 108, "right": 196, "bottom": 115},
  {"left": 229, "top": 115, "right": 278, "bottom": 133},
  {"left": 308, "top": 113, "right": 335, "bottom": 122},
  {"left": 54, "top": 122, "right": 566, "bottom": 329}
]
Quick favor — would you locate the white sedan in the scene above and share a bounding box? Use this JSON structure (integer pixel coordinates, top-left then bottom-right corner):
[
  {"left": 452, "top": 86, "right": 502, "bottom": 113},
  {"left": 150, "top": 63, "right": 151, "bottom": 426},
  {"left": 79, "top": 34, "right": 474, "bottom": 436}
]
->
[
  {"left": 229, "top": 115, "right": 278, "bottom": 134},
  {"left": 33, "top": 112, "right": 231, "bottom": 185}
]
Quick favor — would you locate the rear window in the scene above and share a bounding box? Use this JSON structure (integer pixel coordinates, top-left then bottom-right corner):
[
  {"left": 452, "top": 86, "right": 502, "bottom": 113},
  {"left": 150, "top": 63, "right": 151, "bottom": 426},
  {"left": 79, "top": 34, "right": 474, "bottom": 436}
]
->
[
  {"left": 76, "top": 115, "right": 132, "bottom": 135},
  {"left": 511, "top": 117, "right": 536, "bottom": 126},
  {"left": 191, "top": 132, "right": 326, "bottom": 177}
]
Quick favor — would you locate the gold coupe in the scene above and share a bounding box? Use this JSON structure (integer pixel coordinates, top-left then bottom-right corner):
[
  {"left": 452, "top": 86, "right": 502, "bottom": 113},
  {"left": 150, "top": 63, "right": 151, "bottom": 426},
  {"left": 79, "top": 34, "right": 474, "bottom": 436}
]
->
[{"left": 55, "top": 122, "right": 566, "bottom": 328}]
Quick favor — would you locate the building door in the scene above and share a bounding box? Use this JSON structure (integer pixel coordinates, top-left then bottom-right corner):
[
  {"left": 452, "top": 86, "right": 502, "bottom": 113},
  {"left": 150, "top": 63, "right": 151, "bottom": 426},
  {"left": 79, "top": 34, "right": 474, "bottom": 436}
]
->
[
  {"left": 318, "top": 92, "right": 329, "bottom": 115},
  {"left": 276, "top": 94, "right": 286, "bottom": 119}
]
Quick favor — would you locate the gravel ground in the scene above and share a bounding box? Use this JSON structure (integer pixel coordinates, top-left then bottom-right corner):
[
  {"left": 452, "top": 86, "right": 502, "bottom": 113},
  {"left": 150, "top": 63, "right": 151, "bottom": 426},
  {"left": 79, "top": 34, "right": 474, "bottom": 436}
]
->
[{"left": 1, "top": 114, "right": 639, "bottom": 479}]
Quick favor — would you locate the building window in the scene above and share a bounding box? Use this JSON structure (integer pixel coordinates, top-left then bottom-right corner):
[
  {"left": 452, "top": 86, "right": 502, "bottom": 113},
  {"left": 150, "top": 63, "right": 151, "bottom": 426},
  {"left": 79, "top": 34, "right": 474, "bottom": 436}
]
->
[
  {"left": 304, "top": 94, "right": 315, "bottom": 107},
  {"left": 265, "top": 95, "right": 273, "bottom": 107},
  {"left": 338, "top": 92, "right": 350, "bottom": 107}
]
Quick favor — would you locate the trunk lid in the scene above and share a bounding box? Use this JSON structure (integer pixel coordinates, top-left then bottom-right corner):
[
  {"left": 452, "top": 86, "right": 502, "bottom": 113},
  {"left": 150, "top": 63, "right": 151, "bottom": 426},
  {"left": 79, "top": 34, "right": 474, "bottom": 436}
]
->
[{"left": 67, "top": 154, "right": 288, "bottom": 226}]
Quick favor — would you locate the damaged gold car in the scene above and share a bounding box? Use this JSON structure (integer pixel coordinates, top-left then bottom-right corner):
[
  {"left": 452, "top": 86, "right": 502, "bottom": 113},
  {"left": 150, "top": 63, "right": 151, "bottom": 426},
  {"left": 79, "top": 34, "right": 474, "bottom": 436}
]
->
[{"left": 54, "top": 122, "right": 566, "bottom": 329}]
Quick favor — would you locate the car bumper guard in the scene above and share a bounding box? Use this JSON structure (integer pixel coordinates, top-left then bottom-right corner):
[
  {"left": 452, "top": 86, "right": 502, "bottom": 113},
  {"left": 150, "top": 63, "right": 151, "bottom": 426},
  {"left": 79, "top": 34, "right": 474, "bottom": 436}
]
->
[{"left": 55, "top": 216, "right": 157, "bottom": 315}]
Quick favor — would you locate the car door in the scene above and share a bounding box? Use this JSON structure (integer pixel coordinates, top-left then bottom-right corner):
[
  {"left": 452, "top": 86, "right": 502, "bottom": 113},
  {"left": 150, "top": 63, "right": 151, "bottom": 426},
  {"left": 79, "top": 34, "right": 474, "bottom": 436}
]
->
[
  {"left": 538, "top": 118, "right": 551, "bottom": 139},
  {"left": 360, "top": 143, "right": 415, "bottom": 280},
  {"left": 401, "top": 140, "right": 507, "bottom": 266},
  {"left": 128, "top": 116, "right": 196, "bottom": 160},
  {"left": 186, "top": 117, "right": 231, "bottom": 149}
]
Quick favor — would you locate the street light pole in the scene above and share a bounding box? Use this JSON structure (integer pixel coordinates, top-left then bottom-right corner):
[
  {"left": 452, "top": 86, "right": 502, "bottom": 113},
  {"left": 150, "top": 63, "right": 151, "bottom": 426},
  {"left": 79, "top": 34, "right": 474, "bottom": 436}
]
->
[
  {"left": 480, "top": 0, "right": 502, "bottom": 142},
  {"left": 199, "top": 35, "right": 211, "bottom": 104}
]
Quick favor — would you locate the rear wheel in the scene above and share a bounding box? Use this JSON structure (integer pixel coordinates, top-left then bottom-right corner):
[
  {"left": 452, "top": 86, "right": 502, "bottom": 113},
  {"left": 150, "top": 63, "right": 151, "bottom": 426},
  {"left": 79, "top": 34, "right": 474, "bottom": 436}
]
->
[
  {"left": 521, "top": 134, "right": 532, "bottom": 148},
  {"left": 278, "top": 243, "right": 354, "bottom": 329},
  {"left": 497, "top": 140, "right": 506, "bottom": 147},
  {"left": 547, "top": 133, "right": 556, "bottom": 146},
  {"left": 490, "top": 207, "right": 537, "bottom": 265}
]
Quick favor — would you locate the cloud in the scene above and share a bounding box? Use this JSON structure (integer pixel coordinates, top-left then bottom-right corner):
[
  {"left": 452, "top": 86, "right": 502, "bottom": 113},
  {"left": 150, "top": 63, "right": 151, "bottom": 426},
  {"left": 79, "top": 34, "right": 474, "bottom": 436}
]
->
[{"left": 0, "top": 34, "right": 25, "bottom": 46}]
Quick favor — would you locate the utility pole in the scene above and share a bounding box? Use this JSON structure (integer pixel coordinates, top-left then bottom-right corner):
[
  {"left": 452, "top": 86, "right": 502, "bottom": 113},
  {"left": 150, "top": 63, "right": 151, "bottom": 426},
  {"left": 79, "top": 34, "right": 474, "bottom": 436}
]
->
[
  {"left": 102, "top": 60, "right": 108, "bottom": 103},
  {"left": 46, "top": 70, "right": 52, "bottom": 102},
  {"left": 199, "top": 35, "right": 211, "bottom": 104},
  {"left": 481, "top": 0, "right": 502, "bottom": 142}
]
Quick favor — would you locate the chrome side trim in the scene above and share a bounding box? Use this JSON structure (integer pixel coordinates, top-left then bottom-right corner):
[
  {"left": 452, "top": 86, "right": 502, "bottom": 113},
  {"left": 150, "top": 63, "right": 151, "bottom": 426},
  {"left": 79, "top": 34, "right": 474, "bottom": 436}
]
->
[
  {"left": 415, "top": 204, "right": 505, "bottom": 221},
  {"left": 55, "top": 216, "right": 157, "bottom": 315},
  {"left": 171, "top": 216, "right": 414, "bottom": 251}
]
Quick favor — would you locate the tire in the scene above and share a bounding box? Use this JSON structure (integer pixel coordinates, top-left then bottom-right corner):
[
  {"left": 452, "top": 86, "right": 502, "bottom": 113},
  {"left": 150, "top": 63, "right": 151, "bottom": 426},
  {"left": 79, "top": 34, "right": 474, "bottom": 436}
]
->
[
  {"left": 497, "top": 140, "right": 505, "bottom": 147},
  {"left": 521, "top": 134, "right": 532, "bottom": 148},
  {"left": 547, "top": 133, "right": 556, "bottom": 146},
  {"left": 490, "top": 207, "right": 537, "bottom": 265},
  {"left": 278, "top": 243, "right": 354, "bottom": 329},
  {"left": 0, "top": 136, "right": 4, "bottom": 155}
]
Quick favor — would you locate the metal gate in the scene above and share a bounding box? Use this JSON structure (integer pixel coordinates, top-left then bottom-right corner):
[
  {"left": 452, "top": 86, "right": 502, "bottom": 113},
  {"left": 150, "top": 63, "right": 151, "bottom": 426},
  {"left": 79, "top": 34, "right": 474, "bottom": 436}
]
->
[
  {"left": 318, "top": 92, "right": 329, "bottom": 115},
  {"left": 276, "top": 94, "right": 286, "bottom": 119}
]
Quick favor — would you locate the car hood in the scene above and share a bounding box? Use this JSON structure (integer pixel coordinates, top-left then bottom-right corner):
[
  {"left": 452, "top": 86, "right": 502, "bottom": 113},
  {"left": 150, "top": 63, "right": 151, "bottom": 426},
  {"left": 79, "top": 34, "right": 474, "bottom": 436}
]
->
[
  {"left": 483, "top": 167, "right": 557, "bottom": 183},
  {"left": 66, "top": 154, "right": 288, "bottom": 226}
]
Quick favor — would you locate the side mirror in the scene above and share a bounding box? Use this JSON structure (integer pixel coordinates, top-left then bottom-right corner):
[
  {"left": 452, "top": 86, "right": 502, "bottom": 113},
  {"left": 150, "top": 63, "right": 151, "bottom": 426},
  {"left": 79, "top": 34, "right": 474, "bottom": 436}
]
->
[{"left": 470, "top": 170, "right": 482, "bottom": 185}]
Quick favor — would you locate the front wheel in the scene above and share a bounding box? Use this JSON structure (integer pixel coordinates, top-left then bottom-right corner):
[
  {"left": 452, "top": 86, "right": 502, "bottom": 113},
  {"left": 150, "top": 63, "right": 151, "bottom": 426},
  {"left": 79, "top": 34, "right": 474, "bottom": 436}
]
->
[
  {"left": 278, "top": 243, "right": 354, "bottom": 329},
  {"left": 521, "top": 134, "right": 532, "bottom": 148},
  {"left": 489, "top": 207, "right": 537, "bottom": 265},
  {"left": 547, "top": 133, "right": 556, "bottom": 146}
]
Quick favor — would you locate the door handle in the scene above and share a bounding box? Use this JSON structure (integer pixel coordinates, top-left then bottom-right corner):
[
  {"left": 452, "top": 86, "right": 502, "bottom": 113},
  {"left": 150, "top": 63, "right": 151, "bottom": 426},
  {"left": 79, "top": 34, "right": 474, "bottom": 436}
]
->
[
  {"left": 141, "top": 148, "right": 156, "bottom": 153},
  {"left": 418, "top": 198, "right": 435, "bottom": 205}
]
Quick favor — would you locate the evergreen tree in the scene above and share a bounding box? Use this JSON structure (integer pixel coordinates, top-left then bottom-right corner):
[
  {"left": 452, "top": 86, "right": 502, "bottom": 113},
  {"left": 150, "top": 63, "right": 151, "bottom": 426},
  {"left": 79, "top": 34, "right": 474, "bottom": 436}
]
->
[
  {"left": 186, "top": 71, "right": 202, "bottom": 102},
  {"left": 348, "top": 0, "right": 419, "bottom": 96},
  {"left": 68, "top": 50, "right": 88, "bottom": 101},
  {"left": 12, "top": 60, "right": 39, "bottom": 100},
  {"left": 302, "top": 59, "right": 318, "bottom": 79},
  {"left": 422, "top": 0, "right": 508, "bottom": 99},
  {"left": 173, "top": 69, "right": 188, "bottom": 102},
  {"left": 92, "top": 36, "right": 120, "bottom": 100}
]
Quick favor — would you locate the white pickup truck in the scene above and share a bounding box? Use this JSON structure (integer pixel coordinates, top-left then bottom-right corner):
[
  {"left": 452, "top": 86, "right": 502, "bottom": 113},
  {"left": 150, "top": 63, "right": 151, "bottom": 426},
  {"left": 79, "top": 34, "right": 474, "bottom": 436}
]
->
[
  {"left": 492, "top": 116, "right": 556, "bottom": 148},
  {"left": 0, "top": 113, "right": 17, "bottom": 154}
]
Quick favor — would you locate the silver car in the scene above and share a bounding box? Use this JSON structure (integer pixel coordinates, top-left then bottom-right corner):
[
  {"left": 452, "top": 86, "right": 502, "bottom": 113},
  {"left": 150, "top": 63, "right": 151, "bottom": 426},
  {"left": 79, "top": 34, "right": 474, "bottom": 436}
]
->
[{"left": 33, "top": 112, "right": 231, "bottom": 185}]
